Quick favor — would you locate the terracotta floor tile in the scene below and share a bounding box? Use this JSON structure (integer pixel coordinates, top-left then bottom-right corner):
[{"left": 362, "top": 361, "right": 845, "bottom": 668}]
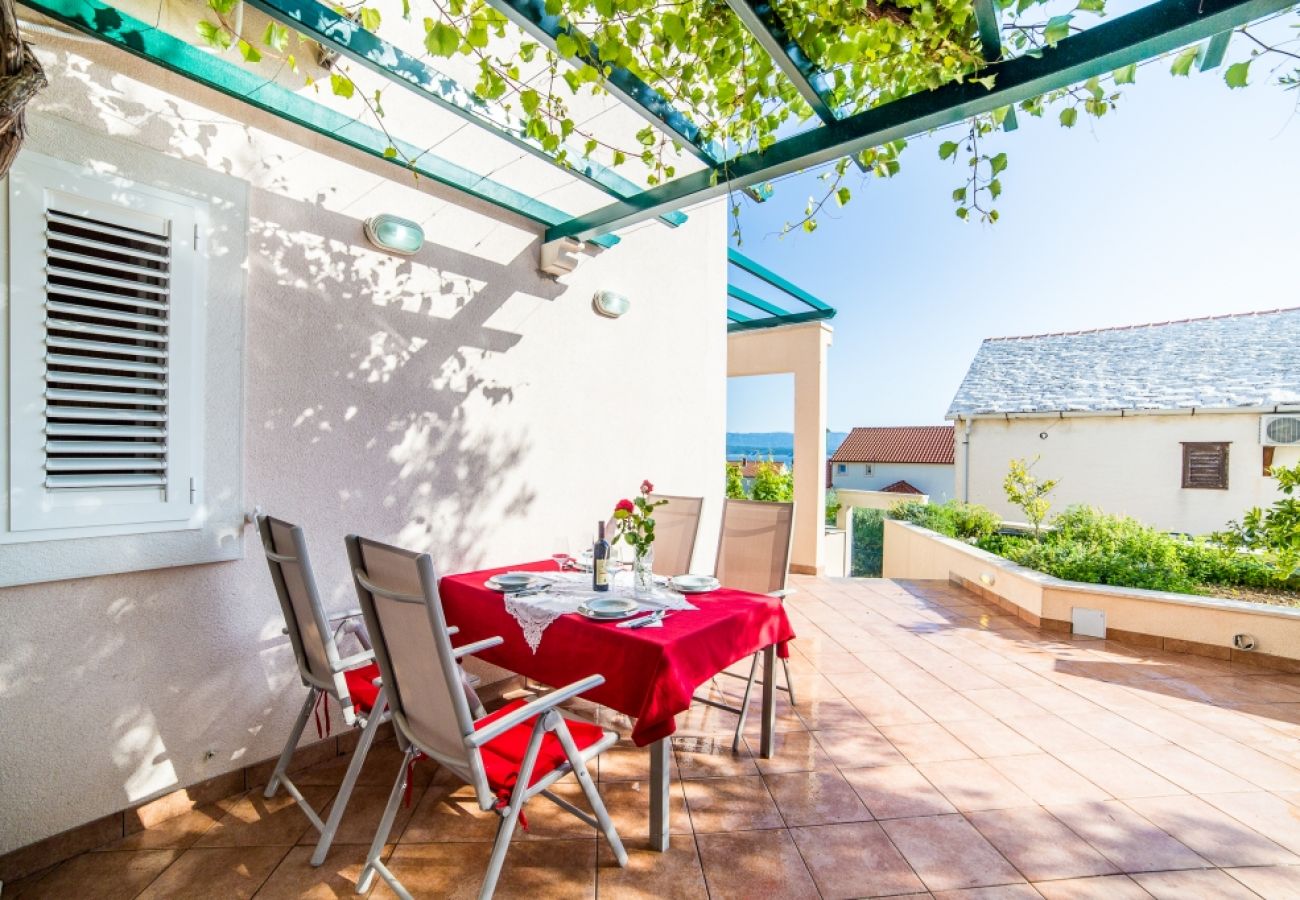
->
[
  {"left": 597, "top": 779, "right": 692, "bottom": 838},
  {"left": 1119, "top": 709, "right": 1228, "bottom": 746},
  {"left": 932, "top": 887, "right": 1043, "bottom": 900},
  {"left": 916, "top": 759, "right": 1036, "bottom": 812},
  {"left": 1223, "top": 865, "right": 1300, "bottom": 899},
  {"left": 399, "top": 777, "right": 502, "bottom": 843},
  {"left": 695, "top": 829, "right": 819, "bottom": 900},
  {"left": 906, "top": 690, "right": 991, "bottom": 723},
  {"left": 299, "top": 782, "right": 422, "bottom": 848},
  {"left": 1124, "top": 794, "right": 1298, "bottom": 867},
  {"left": 136, "top": 846, "right": 290, "bottom": 900},
  {"left": 1016, "top": 685, "right": 1108, "bottom": 716},
  {"left": 879, "top": 722, "right": 980, "bottom": 764},
  {"left": 963, "top": 688, "right": 1048, "bottom": 719},
  {"left": 1123, "top": 744, "right": 1259, "bottom": 794},
  {"left": 595, "top": 839, "right": 709, "bottom": 899},
  {"left": 1031, "top": 874, "right": 1154, "bottom": 899},
  {"left": 254, "top": 844, "right": 391, "bottom": 899},
  {"left": 763, "top": 771, "right": 871, "bottom": 827},
  {"left": 1130, "top": 868, "right": 1263, "bottom": 899},
  {"left": 97, "top": 804, "right": 224, "bottom": 851},
  {"left": 196, "top": 786, "right": 336, "bottom": 847},
  {"left": 986, "top": 754, "right": 1112, "bottom": 805},
  {"left": 1055, "top": 749, "right": 1185, "bottom": 799},
  {"left": 847, "top": 687, "right": 934, "bottom": 726},
  {"left": 789, "top": 821, "right": 926, "bottom": 899},
  {"left": 599, "top": 738, "right": 680, "bottom": 783},
  {"left": 681, "top": 775, "right": 782, "bottom": 832},
  {"left": 1000, "top": 715, "right": 1108, "bottom": 755},
  {"left": 13, "top": 849, "right": 179, "bottom": 900},
  {"left": 373, "top": 838, "right": 595, "bottom": 899},
  {"left": 967, "top": 807, "right": 1117, "bottom": 882},
  {"left": 1186, "top": 740, "right": 1300, "bottom": 792},
  {"left": 743, "top": 729, "right": 836, "bottom": 774},
  {"left": 940, "top": 717, "right": 1040, "bottom": 759},
  {"left": 1046, "top": 800, "right": 1210, "bottom": 873},
  {"left": 793, "top": 696, "right": 873, "bottom": 731},
  {"left": 293, "top": 739, "right": 425, "bottom": 789},
  {"left": 1068, "top": 711, "right": 1171, "bottom": 749},
  {"left": 813, "top": 726, "right": 910, "bottom": 768},
  {"left": 842, "top": 764, "right": 958, "bottom": 820},
  {"left": 671, "top": 736, "right": 759, "bottom": 779},
  {"left": 1200, "top": 792, "right": 1300, "bottom": 855},
  {"left": 880, "top": 814, "right": 1024, "bottom": 893}
]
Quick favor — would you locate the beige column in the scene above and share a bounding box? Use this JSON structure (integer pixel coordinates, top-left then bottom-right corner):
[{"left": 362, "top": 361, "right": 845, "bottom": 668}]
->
[{"left": 727, "top": 321, "right": 834, "bottom": 575}]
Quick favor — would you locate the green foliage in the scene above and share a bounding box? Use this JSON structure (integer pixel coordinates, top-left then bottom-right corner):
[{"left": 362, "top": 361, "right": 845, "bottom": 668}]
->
[
  {"left": 1003, "top": 457, "right": 1058, "bottom": 537},
  {"left": 1214, "top": 463, "right": 1300, "bottom": 578},
  {"left": 825, "top": 489, "right": 842, "bottom": 527},
  {"left": 851, "top": 507, "right": 885, "bottom": 577},
  {"left": 725, "top": 462, "right": 747, "bottom": 500},
  {"left": 887, "top": 499, "right": 1002, "bottom": 542},
  {"left": 751, "top": 460, "right": 794, "bottom": 503},
  {"left": 611, "top": 481, "right": 668, "bottom": 557}
]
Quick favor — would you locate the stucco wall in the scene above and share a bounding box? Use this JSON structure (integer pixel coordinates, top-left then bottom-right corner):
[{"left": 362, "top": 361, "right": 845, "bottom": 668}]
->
[
  {"left": 0, "top": 34, "right": 727, "bottom": 854},
  {"left": 955, "top": 412, "right": 1300, "bottom": 535},
  {"left": 831, "top": 462, "right": 954, "bottom": 500}
]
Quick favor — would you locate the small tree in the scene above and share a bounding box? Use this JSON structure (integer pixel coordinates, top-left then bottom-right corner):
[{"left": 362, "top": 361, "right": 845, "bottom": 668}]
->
[
  {"left": 725, "top": 462, "right": 747, "bottom": 500},
  {"left": 751, "top": 459, "right": 794, "bottom": 502},
  {"left": 1216, "top": 462, "right": 1300, "bottom": 579},
  {"left": 1004, "top": 457, "right": 1058, "bottom": 539},
  {"left": 825, "top": 488, "right": 841, "bottom": 526}
]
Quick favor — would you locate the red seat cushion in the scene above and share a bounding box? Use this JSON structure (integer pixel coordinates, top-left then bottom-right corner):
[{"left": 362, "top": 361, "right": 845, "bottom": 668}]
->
[
  {"left": 475, "top": 699, "right": 606, "bottom": 794},
  {"left": 343, "top": 663, "right": 382, "bottom": 713}
]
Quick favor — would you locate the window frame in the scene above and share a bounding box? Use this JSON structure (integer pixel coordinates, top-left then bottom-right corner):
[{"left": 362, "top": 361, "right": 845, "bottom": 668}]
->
[{"left": 1181, "top": 441, "right": 1230, "bottom": 491}]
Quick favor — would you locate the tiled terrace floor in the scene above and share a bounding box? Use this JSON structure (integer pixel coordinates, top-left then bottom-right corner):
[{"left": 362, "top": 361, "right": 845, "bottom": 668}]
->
[{"left": 9, "top": 577, "right": 1300, "bottom": 899}]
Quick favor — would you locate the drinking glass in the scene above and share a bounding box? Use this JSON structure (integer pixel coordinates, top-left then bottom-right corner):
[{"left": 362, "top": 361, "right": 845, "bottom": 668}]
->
[
  {"left": 551, "top": 537, "right": 570, "bottom": 572},
  {"left": 606, "top": 542, "right": 624, "bottom": 589}
]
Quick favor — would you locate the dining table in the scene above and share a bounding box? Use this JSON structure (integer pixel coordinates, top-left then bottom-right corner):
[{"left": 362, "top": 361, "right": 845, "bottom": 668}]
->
[{"left": 438, "top": 560, "right": 796, "bottom": 851}]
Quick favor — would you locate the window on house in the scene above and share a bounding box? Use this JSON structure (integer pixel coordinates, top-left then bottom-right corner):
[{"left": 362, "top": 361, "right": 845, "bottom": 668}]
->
[
  {"left": 863, "top": 464, "right": 874, "bottom": 476},
  {"left": 1181, "top": 442, "right": 1229, "bottom": 490},
  {"left": 837, "top": 464, "right": 846, "bottom": 474},
  {"left": 2, "top": 152, "right": 206, "bottom": 542}
]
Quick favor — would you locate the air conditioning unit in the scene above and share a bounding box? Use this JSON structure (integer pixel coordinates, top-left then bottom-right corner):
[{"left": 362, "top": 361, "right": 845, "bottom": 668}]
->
[{"left": 1260, "top": 414, "right": 1300, "bottom": 446}]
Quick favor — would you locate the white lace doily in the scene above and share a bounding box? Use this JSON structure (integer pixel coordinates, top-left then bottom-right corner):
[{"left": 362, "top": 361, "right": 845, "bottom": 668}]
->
[{"left": 501, "top": 571, "right": 696, "bottom": 652}]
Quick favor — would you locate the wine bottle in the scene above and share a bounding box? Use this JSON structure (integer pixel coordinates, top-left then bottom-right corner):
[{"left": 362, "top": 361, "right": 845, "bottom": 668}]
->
[{"left": 593, "top": 521, "right": 610, "bottom": 592}]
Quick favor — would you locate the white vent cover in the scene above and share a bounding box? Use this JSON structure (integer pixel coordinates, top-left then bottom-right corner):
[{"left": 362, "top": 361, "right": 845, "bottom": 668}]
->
[
  {"left": 43, "top": 208, "right": 171, "bottom": 490},
  {"left": 1261, "top": 415, "right": 1300, "bottom": 447}
]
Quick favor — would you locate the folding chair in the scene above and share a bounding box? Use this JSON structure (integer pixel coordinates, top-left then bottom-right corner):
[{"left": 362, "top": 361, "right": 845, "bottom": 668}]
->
[
  {"left": 346, "top": 535, "right": 627, "bottom": 900},
  {"left": 258, "top": 515, "right": 391, "bottom": 866},
  {"left": 701, "top": 498, "right": 797, "bottom": 751}
]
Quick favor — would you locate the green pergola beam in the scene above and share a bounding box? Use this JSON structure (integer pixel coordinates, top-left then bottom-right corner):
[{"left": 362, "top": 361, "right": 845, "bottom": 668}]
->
[
  {"left": 727, "top": 309, "right": 753, "bottom": 323},
  {"left": 20, "top": 0, "right": 621, "bottom": 246},
  {"left": 1200, "top": 29, "right": 1232, "bottom": 69},
  {"left": 546, "top": 0, "right": 1291, "bottom": 243},
  {"left": 727, "top": 307, "right": 836, "bottom": 332},
  {"left": 729, "top": 248, "right": 832, "bottom": 311},
  {"left": 728, "top": 284, "right": 795, "bottom": 319},
  {"left": 722, "top": 0, "right": 837, "bottom": 123},
  {"left": 243, "top": 0, "right": 685, "bottom": 228},
  {"left": 483, "top": 0, "right": 723, "bottom": 165},
  {"left": 973, "top": 0, "right": 1003, "bottom": 61}
]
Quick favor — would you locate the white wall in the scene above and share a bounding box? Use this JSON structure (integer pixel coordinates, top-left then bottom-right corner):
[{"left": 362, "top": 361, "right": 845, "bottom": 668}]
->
[
  {"left": 955, "top": 412, "right": 1300, "bottom": 535},
  {"left": 831, "top": 462, "right": 954, "bottom": 501},
  {"left": 0, "top": 34, "right": 726, "bottom": 853}
]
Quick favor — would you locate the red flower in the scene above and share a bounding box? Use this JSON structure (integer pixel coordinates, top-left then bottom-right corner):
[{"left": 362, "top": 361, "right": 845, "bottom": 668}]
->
[
  {"left": 613, "top": 499, "right": 635, "bottom": 519},
  {"left": 640, "top": 479, "right": 654, "bottom": 495}
]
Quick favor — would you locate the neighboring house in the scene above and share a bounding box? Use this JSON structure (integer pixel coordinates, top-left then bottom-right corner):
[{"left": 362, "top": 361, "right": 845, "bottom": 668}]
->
[
  {"left": 948, "top": 309, "right": 1300, "bottom": 535},
  {"left": 829, "top": 426, "right": 955, "bottom": 501}
]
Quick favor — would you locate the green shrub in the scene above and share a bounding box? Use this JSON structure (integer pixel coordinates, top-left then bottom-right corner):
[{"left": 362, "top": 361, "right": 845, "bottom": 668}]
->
[
  {"left": 850, "top": 507, "right": 884, "bottom": 577},
  {"left": 1214, "top": 463, "right": 1300, "bottom": 579},
  {"left": 886, "top": 499, "right": 1001, "bottom": 542},
  {"left": 725, "top": 462, "right": 746, "bottom": 500},
  {"left": 825, "top": 489, "right": 841, "bottom": 526},
  {"left": 751, "top": 459, "right": 794, "bottom": 502}
]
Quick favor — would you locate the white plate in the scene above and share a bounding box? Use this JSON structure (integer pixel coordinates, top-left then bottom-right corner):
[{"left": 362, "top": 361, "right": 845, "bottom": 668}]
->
[
  {"left": 486, "top": 572, "right": 540, "bottom": 592},
  {"left": 671, "top": 574, "right": 720, "bottom": 594},
  {"left": 576, "top": 604, "right": 640, "bottom": 622},
  {"left": 586, "top": 597, "right": 637, "bottom": 615}
]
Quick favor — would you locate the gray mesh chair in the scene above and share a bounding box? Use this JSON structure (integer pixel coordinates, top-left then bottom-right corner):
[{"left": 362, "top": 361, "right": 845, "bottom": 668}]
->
[
  {"left": 606, "top": 494, "right": 703, "bottom": 577},
  {"left": 710, "top": 499, "right": 797, "bottom": 750},
  {"left": 257, "top": 515, "right": 390, "bottom": 866},
  {"left": 346, "top": 535, "right": 627, "bottom": 900}
]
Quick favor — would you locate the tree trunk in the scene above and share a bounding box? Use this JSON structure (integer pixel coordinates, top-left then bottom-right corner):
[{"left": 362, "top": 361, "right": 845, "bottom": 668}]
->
[{"left": 0, "top": 0, "right": 47, "bottom": 178}]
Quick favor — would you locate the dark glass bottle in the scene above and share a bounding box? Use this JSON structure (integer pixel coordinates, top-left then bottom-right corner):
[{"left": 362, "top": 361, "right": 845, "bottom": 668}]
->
[{"left": 593, "top": 521, "right": 610, "bottom": 592}]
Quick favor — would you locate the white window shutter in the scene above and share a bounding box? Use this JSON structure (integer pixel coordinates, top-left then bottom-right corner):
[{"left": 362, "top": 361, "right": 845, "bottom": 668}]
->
[{"left": 6, "top": 153, "right": 204, "bottom": 535}]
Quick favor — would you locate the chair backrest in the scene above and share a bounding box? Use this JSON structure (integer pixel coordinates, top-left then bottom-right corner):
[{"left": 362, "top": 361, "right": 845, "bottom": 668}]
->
[
  {"left": 714, "top": 498, "right": 795, "bottom": 594},
  {"left": 645, "top": 494, "right": 703, "bottom": 576},
  {"left": 259, "top": 515, "right": 339, "bottom": 691},
  {"left": 345, "top": 535, "right": 482, "bottom": 784}
]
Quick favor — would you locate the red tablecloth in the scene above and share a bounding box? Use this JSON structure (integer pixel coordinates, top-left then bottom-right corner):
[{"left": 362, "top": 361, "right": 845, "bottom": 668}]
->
[{"left": 439, "top": 561, "right": 795, "bottom": 746}]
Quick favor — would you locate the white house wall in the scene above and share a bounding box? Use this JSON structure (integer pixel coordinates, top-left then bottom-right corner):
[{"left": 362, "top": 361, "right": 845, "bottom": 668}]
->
[
  {"left": 955, "top": 413, "right": 1300, "bottom": 535},
  {"left": 831, "top": 462, "right": 954, "bottom": 501},
  {"left": 0, "top": 36, "right": 726, "bottom": 854}
]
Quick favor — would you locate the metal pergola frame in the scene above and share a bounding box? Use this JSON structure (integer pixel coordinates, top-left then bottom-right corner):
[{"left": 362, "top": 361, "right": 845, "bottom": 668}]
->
[
  {"left": 23, "top": 0, "right": 1291, "bottom": 246},
  {"left": 728, "top": 248, "right": 835, "bottom": 332}
]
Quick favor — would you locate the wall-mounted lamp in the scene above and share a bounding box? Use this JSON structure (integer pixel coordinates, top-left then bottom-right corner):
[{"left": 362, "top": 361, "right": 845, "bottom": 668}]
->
[
  {"left": 592, "top": 289, "right": 630, "bottom": 319},
  {"left": 363, "top": 214, "right": 424, "bottom": 255}
]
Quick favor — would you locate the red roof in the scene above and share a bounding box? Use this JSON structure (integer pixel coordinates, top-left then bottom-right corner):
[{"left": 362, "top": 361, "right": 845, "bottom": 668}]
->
[
  {"left": 729, "top": 459, "right": 787, "bottom": 479},
  {"left": 831, "top": 426, "right": 954, "bottom": 465},
  {"left": 880, "top": 480, "right": 924, "bottom": 495}
]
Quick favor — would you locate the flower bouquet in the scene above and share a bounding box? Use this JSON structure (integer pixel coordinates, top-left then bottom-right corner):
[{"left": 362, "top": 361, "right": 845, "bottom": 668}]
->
[{"left": 611, "top": 480, "right": 668, "bottom": 597}]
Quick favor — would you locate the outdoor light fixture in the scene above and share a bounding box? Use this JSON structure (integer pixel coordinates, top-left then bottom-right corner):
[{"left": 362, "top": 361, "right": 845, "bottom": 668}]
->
[
  {"left": 363, "top": 214, "right": 424, "bottom": 255},
  {"left": 592, "top": 289, "right": 630, "bottom": 319}
]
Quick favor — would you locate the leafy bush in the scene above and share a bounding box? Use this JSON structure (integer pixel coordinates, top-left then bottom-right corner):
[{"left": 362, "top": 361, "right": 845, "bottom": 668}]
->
[
  {"left": 1214, "top": 463, "right": 1300, "bottom": 579},
  {"left": 751, "top": 459, "right": 794, "bottom": 502},
  {"left": 850, "top": 507, "right": 884, "bottom": 577},
  {"left": 887, "top": 499, "right": 1002, "bottom": 542},
  {"left": 724, "top": 462, "right": 746, "bottom": 500},
  {"left": 825, "top": 489, "right": 842, "bottom": 526}
]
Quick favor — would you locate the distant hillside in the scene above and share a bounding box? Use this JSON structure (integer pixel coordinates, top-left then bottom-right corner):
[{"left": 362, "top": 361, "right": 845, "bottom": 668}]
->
[{"left": 727, "top": 431, "right": 848, "bottom": 462}]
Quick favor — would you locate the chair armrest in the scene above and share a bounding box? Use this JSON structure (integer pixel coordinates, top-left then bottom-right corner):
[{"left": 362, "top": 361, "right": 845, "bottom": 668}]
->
[
  {"left": 328, "top": 607, "right": 364, "bottom": 623},
  {"left": 454, "top": 636, "right": 504, "bottom": 660},
  {"left": 465, "top": 674, "right": 605, "bottom": 748},
  {"left": 332, "top": 650, "right": 376, "bottom": 672}
]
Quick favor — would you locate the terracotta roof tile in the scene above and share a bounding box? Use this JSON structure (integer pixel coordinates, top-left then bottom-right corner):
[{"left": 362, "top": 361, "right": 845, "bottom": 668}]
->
[
  {"left": 880, "top": 480, "right": 924, "bottom": 494},
  {"left": 831, "top": 426, "right": 954, "bottom": 465}
]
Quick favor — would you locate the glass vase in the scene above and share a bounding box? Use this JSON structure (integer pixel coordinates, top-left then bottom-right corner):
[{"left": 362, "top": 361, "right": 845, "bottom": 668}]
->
[{"left": 633, "top": 546, "right": 655, "bottom": 599}]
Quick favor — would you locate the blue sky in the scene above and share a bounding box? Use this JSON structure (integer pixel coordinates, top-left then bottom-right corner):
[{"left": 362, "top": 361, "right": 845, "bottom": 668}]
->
[{"left": 726, "top": 58, "right": 1300, "bottom": 434}]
